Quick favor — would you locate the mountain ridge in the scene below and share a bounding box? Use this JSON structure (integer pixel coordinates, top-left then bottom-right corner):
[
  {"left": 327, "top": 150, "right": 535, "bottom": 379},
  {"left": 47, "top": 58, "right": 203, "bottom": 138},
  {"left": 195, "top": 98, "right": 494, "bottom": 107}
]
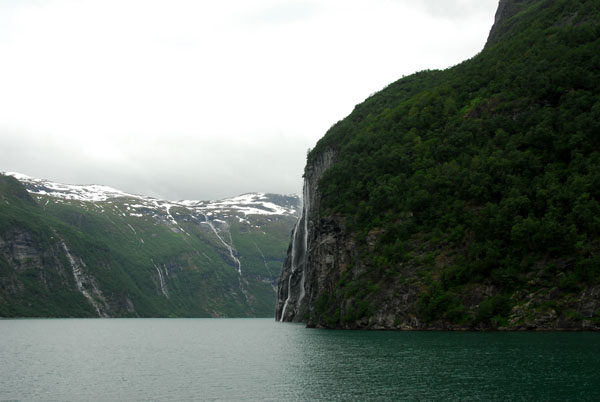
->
[
  {"left": 1, "top": 172, "right": 300, "bottom": 317},
  {"left": 277, "top": 0, "right": 600, "bottom": 330},
  {"left": 4, "top": 171, "right": 299, "bottom": 215}
]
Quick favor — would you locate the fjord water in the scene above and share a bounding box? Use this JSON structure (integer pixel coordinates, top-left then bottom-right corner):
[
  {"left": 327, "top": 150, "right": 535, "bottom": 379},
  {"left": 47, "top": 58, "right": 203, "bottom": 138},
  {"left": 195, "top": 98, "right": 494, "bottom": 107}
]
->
[{"left": 1, "top": 319, "right": 598, "bottom": 402}]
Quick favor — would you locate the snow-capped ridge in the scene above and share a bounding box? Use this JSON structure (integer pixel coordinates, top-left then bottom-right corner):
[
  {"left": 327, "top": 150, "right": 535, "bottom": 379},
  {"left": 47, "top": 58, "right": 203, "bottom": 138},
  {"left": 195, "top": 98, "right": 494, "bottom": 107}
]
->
[
  {"left": 4, "top": 172, "right": 147, "bottom": 202},
  {"left": 3, "top": 172, "right": 300, "bottom": 217}
]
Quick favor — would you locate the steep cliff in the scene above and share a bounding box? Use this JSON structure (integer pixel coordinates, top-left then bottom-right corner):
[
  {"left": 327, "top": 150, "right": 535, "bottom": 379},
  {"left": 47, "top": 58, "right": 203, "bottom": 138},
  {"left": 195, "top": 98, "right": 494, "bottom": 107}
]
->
[
  {"left": 277, "top": 0, "right": 600, "bottom": 330},
  {"left": 486, "top": 0, "right": 537, "bottom": 47},
  {"left": 276, "top": 150, "right": 337, "bottom": 322}
]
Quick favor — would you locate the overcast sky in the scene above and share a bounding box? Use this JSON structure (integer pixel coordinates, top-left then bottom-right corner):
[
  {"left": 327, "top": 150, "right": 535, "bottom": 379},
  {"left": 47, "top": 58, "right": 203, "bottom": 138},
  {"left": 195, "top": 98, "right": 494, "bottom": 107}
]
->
[{"left": 0, "top": 0, "right": 499, "bottom": 201}]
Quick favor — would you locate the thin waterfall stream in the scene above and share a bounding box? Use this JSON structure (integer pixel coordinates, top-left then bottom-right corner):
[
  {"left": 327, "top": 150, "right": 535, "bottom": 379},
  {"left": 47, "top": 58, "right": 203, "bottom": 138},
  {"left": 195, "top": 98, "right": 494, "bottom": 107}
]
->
[{"left": 279, "top": 180, "right": 310, "bottom": 321}]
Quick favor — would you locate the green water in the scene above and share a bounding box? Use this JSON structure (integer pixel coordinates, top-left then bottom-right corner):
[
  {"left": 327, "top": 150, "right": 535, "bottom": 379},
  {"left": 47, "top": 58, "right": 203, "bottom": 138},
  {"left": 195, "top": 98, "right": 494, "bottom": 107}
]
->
[{"left": 1, "top": 319, "right": 598, "bottom": 401}]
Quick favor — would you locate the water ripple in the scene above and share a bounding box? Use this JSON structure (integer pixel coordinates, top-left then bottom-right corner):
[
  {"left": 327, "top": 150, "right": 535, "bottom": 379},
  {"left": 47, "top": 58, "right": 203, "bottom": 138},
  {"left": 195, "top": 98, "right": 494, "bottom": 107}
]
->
[{"left": 0, "top": 319, "right": 599, "bottom": 401}]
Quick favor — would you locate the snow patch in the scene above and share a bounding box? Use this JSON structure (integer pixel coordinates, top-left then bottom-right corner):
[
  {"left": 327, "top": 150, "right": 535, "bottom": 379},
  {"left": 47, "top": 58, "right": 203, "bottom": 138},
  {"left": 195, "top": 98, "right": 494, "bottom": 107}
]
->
[{"left": 4, "top": 173, "right": 301, "bottom": 229}]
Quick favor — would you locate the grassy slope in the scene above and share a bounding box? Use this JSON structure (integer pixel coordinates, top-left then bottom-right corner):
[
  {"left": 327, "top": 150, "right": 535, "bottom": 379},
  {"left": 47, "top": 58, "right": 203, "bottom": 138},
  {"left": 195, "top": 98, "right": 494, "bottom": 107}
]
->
[{"left": 0, "top": 176, "right": 296, "bottom": 317}]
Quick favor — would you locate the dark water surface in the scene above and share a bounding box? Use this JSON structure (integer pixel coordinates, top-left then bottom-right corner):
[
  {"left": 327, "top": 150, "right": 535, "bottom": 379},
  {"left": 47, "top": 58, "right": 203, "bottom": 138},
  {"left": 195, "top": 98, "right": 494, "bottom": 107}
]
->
[{"left": 1, "top": 318, "right": 598, "bottom": 401}]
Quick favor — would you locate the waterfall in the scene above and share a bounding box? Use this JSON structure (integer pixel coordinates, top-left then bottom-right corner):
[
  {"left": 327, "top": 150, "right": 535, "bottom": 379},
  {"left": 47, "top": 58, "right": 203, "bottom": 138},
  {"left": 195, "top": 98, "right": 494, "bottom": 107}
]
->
[
  {"left": 153, "top": 261, "right": 169, "bottom": 298},
  {"left": 279, "top": 224, "right": 299, "bottom": 321},
  {"left": 298, "top": 179, "right": 310, "bottom": 307},
  {"left": 59, "top": 240, "right": 107, "bottom": 317},
  {"left": 201, "top": 213, "right": 242, "bottom": 275},
  {"left": 279, "top": 179, "right": 310, "bottom": 321},
  {"left": 201, "top": 213, "right": 252, "bottom": 308},
  {"left": 277, "top": 148, "right": 337, "bottom": 323}
]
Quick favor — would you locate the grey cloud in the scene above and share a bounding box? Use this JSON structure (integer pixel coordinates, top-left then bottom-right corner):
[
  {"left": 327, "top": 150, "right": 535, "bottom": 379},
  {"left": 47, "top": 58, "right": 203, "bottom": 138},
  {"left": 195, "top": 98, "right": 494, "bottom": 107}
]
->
[
  {"left": 0, "top": 0, "right": 498, "bottom": 202},
  {"left": 393, "top": 0, "right": 498, "bottom": 19},
  {"left": 240, "top": 1, "right": 318, "bottom": 26},
  {"left": 0, "top": 128, "right": 307, "bottom": 201}
]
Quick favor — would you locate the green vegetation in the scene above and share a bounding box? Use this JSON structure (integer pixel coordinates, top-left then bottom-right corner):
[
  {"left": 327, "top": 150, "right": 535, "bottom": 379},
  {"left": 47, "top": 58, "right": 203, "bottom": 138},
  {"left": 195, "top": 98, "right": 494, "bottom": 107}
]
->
[
  {"left": 308, "top": 0, "right": 600, "bottom": 327},
  {"left": 0, "top": 175, "right": 296, "bottom": 317}
]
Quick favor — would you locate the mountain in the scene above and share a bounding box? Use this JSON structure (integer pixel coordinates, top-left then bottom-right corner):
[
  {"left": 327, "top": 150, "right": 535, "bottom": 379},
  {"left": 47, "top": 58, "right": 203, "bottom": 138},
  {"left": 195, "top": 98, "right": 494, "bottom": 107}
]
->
[
  {"left": 0, "top": 172, "right": 299, "bottom": 317},
  {"left": 277, "top": 0, "right": 600, "bottom": 330}
]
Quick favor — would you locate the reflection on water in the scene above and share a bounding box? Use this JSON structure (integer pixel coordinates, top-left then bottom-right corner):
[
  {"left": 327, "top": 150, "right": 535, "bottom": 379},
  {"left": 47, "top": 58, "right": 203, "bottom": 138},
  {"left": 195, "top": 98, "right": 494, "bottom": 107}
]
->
[{"left": 1, "top": 319, "right": 598, "bottom": 401}]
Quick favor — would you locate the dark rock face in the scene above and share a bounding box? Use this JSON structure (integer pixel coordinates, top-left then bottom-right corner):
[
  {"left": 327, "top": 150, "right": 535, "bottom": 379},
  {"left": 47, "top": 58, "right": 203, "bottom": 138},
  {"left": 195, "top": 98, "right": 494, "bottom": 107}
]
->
[
  {"left": 0, "top": 227, "right": 112, "bottom": 316},
  {"left": 276, "top": 149, "right": 337, "bottom": 322},
  {"left": 486, "top": 0, "right": 538, "bottom": 47},
  {"left": 0, "top": 229, "right": 43, "bottom": 271}
]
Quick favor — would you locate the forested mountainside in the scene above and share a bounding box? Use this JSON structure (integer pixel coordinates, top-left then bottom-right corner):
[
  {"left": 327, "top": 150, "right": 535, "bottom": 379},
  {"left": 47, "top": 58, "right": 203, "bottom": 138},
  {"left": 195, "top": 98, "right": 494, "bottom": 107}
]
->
[
  {"left": 277, "top": 0, "right": 600, "bottom": 330},
  {"left": 0, "top": 173, "right": 299, "bottom": 317}
]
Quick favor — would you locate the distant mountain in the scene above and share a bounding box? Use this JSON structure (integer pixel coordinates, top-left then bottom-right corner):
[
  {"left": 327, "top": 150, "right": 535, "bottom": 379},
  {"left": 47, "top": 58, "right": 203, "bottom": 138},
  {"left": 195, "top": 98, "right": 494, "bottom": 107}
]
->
[
  {"left": 277, "top": 0, "right": 600, "bottom": 330},
  {"left": 0, "top": 172, "right": 299, "bottom": 317}
]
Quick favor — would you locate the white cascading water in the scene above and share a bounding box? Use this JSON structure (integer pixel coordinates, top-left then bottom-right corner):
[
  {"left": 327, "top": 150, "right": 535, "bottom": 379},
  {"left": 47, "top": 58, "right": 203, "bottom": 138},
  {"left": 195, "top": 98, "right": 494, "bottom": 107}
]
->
[
  {"left": 298, "top": 180, "right": 310, "bottom": 307},
  {"left": 59, "top": 240, "right": 106, "bottom": 317},
  {"left": 200, "top": 213, "right": 242, "bottom": 275},
  {"left": 201, "top": 213, "right": 252, "bottom": 307},
  {"left": 279, "top": 223, "right": 299, "bottom": 321},
  {"left": 279, "top": 179, "right": 309, "bottom": 321},
  {"left": 153, "top": 261, "right": 169, "bottom": 298}
]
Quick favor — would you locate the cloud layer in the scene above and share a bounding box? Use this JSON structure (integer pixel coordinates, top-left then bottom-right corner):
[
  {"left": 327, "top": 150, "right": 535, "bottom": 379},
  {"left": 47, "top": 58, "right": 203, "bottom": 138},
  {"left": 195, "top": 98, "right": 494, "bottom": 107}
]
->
[{"left": 0, "top": 0, "right": 498, "bottom": 200}]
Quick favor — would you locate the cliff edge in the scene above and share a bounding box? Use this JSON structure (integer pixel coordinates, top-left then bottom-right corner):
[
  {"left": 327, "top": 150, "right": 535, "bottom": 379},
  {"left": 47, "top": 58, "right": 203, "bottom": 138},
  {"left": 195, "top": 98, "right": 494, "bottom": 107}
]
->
[
  {"left": 276, "top": 0, "right": 600, "bottom": 330},
  {"left": 486, "top": 0, "right": 537, "bottom": 47}
]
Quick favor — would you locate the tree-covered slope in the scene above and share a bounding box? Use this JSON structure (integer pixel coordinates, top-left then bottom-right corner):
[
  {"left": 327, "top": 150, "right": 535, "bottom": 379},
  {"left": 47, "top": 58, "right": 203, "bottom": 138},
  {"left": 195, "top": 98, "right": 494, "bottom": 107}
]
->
[
  {"left": 295, "top": 0, "right": 600, "bottom": 329},
  {"left": 0, "top": 173, "right": 299, "bottom": 317}
]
